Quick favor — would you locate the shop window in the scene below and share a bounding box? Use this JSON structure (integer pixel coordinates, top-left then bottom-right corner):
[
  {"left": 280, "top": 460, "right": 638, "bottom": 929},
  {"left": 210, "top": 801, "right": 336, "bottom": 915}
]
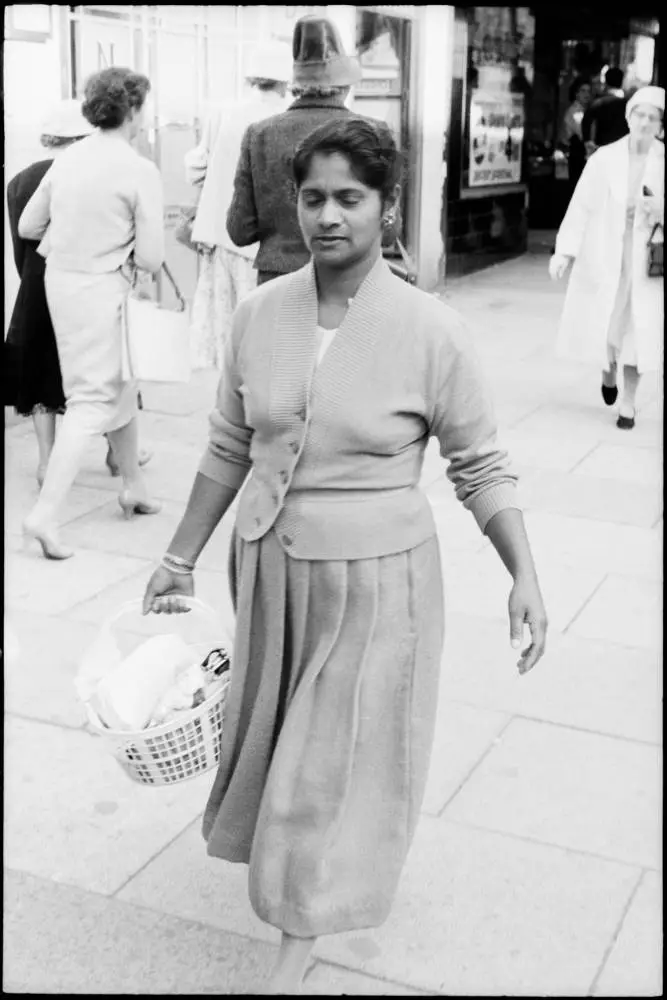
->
[
  {"left": 5, "top": 4, "right": 52, "bottom": 42},
  {"left": 456, "top": 7, "right": 534, "bottom": 198}
]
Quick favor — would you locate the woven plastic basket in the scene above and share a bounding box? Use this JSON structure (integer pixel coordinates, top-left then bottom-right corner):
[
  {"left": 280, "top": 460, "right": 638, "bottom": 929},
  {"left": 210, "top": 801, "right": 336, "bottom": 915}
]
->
[{"left": 79, "top": 597, "right": 232, "bottom": 787}]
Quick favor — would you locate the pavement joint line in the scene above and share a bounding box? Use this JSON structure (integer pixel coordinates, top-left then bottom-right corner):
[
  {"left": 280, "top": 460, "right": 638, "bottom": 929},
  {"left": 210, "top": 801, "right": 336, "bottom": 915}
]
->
[
  {"left": 304, "top": 957, "right": 445, "bottom": 996},
  {"left": 500, "top": 711, "right": 663, "bottom": 750},
  {"left": 567, "top": 440, "right": 605, "bottom": 474},
  {"left": 109, "top": 812, "right": 205, "bottom": 900},
  {"left": 7, "top": 709, "right": 87, "bottom": 734},
  {"left": 561, "top": 572, "right": 609, "bottom": 635},
  {"left": 4, "top": 863, "right": 282, "bottom": 963},
  {"left": 585, "top": 868, "right": 647, "bottom": 997},
  {"left": 502, "top": 401, "right": 546, "bottom": 431},
  {"left": 438, "top": 698, "right": 662, "bottom": 749},
  {"left": 436, "top": 814, "right": 659, "bottom": 875},
  {"left": 6, "top": 875, "right": 447, "bottom": 996},
  {"left": 60, "top": 564, "right": 162, "bottom": 617},
  {"left": 435, "top": 714, "right": 516, "bottom": 819}
]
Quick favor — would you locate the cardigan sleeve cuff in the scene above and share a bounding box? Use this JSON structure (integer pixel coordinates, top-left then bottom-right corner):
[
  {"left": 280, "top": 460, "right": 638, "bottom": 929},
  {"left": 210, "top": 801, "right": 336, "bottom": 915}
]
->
[
  {"left": 466, "top": 482, "right": 522, "bottom": 534},
  {"left": 198, "top": 449, "right": 249, "bottom": 493}
]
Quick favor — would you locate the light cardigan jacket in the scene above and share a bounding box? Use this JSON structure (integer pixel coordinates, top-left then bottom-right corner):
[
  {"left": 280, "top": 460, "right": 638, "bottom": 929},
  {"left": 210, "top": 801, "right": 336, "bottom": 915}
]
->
[
  {"left": 18, "top": 130, "right": 164, "bottom": 275},
  {"left": 199, "top": 256, "right": 519, "bottom": 561}
]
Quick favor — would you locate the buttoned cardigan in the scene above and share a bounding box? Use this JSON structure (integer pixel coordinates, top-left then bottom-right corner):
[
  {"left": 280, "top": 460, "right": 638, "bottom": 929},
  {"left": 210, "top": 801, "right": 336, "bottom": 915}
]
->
[{"left": 199, "top": 256, "right": 520, "bottom": 560}]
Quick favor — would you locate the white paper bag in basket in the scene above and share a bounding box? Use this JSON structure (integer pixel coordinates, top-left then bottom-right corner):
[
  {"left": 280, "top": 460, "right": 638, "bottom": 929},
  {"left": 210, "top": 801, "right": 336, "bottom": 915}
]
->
[
  {"left": 76, "top": 597, "right": 231, "bottom": 732},
  {"left": 121, "top": 262, "right": 191, "bottom": 383},
  {"left": 75, "top": 598, "right": 234, "bottom": 787}
]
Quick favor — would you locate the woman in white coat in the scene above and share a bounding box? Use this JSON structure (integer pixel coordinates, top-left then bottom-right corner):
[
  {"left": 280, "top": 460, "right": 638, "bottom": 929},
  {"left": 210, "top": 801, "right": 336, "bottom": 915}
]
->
[{"left": 549, "top": 85, "right": 664, "bottom": 429}]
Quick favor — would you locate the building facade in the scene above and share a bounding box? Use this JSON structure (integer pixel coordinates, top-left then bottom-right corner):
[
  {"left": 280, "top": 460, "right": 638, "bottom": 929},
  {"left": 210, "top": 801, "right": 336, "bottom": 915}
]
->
[{"left": 4, "top": 4, "right": 661, "bottom": 326}]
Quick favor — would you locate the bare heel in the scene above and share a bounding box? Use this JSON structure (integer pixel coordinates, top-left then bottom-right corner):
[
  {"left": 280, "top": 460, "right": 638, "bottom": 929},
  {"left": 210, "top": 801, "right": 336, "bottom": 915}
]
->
[
  {"left": 118, "top": 491, "right": 162, "bottom": 520},
  {"left": 22, "top": 520, "right": 74, "bottom": 560}
]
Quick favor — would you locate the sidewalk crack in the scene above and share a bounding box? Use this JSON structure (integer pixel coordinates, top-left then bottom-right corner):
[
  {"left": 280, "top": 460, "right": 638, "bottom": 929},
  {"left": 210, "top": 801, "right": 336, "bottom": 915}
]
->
[
  {"left": 561, "top": 573, "right": 608, "bottom": 634},
  {"left": 436, "top": 715, "right": 516, "bottom": 818},
  {"left": 586, "top": 869, "right": 647, "bottom": 997}
]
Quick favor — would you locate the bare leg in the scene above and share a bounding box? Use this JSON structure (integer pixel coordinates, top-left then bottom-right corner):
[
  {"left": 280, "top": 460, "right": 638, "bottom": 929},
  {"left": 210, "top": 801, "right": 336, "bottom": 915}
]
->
[
  {"left": 105, "top": 392, "right": 152, "bottom": 475},
  {"left": 105, "top": 417, "right": 144, "bottom": 495},
  {"left": 32, "top": 409, "right": 57, "bottom": 486},
  {"left": 601, "top": 357, "right": 618, "bottom": 388},
  {"left": 106, "top": 417, "right": 160, "bottom": 517},
  {"left": 105, "top": 433, "right": 153, "bottom": 476},
  {"left": 267, "top": 934, "right": 317, "bottom": 995},
  {"left": 620, "top": 365, "right": 641, "bottom": 419}
]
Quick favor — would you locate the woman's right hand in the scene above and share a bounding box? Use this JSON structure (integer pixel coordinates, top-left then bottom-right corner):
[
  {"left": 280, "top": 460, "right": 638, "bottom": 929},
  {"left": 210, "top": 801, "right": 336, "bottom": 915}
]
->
[
  {"left": 142, "top": 565, "right": 194, "bottom": 615},
  {"left": 549, "top": 253, "right": 571, "bottom": 281}
]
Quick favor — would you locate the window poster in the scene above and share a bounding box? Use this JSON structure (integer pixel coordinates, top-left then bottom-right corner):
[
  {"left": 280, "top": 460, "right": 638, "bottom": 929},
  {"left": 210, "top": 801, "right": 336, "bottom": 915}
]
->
[{"left": 468, "top": 89, "right": 524, "bottom": 186}]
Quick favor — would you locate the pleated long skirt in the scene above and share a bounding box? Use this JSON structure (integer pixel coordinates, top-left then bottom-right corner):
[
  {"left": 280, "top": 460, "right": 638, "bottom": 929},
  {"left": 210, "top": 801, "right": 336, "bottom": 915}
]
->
[{"left": 202, "top": 528, "right": 445, "bottom": 938}]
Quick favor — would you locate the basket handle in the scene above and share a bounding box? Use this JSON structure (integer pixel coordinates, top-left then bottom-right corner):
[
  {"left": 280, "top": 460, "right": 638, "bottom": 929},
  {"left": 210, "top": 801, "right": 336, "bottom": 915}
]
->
[{"left": 100, "top": 595, "right": 220, "bottom": 632}]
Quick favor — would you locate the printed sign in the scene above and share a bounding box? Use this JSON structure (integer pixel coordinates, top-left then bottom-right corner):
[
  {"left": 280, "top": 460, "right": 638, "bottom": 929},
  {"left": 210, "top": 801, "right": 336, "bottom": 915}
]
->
[{"left": 468, "top": 89, "right": 524, "bottom": 187}]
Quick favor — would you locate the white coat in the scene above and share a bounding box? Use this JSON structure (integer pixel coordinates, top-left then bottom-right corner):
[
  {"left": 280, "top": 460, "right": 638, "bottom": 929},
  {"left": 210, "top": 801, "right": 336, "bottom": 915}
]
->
[{"left": 555, "top": 137, "right": 664, "bottom": 373}]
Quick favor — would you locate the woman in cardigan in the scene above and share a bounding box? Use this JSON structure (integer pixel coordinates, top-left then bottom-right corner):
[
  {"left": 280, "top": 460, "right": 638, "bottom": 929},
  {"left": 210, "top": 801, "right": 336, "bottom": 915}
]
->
[
  {"left": 5, "top": 99, "right": 152, "bottom": 489},
  {"left": 19, "top": 68, "right": 164, "bottom": 560},
  {"left": 143, "top": 117, "right": 547, "bottom": 994},
  {"left": 550, "top": 85, "right": 664, "bottom": 429}
]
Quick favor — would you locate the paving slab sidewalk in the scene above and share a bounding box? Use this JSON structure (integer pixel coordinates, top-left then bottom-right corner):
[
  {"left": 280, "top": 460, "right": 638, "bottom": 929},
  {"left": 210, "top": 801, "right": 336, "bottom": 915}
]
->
[{"left": 4, "top": 242, "right": 662, "bottom": 996}]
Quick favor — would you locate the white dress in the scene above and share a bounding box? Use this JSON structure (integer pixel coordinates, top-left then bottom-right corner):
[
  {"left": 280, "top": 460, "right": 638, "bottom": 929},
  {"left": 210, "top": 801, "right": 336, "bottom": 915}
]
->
[{"left": 606, "top": 151, "right": 649, "bottom": 368}]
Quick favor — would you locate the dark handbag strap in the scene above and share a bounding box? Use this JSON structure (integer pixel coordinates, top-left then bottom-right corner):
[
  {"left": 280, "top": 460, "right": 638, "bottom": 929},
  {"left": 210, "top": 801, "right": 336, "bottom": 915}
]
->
[
  {"left": 161, "top": 261, "right": 186, "bottom": 311},
  {"left": 130, "top": 261, "right": 186, "bottom": 312}
]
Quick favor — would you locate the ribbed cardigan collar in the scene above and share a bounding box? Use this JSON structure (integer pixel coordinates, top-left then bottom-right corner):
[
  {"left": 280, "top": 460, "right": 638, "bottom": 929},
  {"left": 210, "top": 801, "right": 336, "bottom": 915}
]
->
[{"left": 269, "top": 255, "right": 398, "bottom": 430}]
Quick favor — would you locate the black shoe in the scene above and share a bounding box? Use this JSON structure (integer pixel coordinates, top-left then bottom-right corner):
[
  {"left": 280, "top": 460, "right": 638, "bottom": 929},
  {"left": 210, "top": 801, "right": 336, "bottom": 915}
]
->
[
  {"left": 616, "top": 413, "right": 635, "bottom": 430},
  {"left": 601, "top": 383, "right": 618, "bottom": 406}
]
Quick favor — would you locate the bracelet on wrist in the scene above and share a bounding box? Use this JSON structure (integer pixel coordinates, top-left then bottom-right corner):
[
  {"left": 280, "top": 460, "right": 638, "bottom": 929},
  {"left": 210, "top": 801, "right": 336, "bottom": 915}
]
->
[{"left": 161, "top": 553, "right": 195, "bottom": 575}]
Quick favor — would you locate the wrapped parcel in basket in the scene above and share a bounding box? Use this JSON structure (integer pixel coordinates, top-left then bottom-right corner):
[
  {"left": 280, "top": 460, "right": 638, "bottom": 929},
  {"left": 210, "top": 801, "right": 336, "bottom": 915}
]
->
[{"left": 76, "top": 598, "right": 232, "bottom": 786}]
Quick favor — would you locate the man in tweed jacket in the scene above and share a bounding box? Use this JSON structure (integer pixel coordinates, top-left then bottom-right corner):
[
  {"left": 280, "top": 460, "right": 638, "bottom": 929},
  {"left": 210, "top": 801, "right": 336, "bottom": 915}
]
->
[{"left": 226, "top": 15, "right": 362, "bottom": 284}]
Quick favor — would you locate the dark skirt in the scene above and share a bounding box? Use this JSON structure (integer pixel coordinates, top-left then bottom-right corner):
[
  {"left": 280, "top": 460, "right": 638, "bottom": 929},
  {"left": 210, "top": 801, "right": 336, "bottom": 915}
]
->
[
  {"left": 4, "top": 248, "right": 65, "bottom": 416},
  {"left": 202, "top": 528, "right": 445, "bottom": 938}
]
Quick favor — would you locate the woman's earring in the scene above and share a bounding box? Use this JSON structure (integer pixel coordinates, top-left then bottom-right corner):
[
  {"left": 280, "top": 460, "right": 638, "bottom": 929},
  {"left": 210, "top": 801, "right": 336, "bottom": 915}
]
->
[{"left": 383, "top": 209, "right": 396, "bottom": 228}]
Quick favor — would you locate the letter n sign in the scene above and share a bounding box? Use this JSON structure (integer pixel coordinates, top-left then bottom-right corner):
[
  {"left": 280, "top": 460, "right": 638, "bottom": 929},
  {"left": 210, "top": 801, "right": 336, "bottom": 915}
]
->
[{"left": 97, "top": 42, "right": 115, "bottom": 69}]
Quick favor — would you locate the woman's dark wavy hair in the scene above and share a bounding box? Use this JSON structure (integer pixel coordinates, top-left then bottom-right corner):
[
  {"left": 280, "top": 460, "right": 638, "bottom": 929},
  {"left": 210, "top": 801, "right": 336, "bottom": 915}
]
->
[
  {"left": 82, "top": 67, "right": 151, "bottom": 130},
  {"left": 568, "top": 75, "right": 591, "bottom": 105},
  {"left": 293, "top": 117, "right": 402, "bottom": 202}
]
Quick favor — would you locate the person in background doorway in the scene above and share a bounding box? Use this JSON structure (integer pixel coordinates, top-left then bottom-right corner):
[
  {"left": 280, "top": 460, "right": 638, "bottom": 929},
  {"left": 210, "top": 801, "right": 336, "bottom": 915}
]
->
[
  {"left": 550, "top": 86, "right": 664, "bottom": 429},
  {"left": 582, "top": 66, "right": 628, "bottom": 156},
  {"left": 4, "top": 100, "right": 152, "bottom": 488},
  {"left": 559, "top": 76, "right": 592, "bottom": 193},
  {"left": 142, "top": 116, "right": 547, "bottom": 995},
  {"left": 226, "top": 14, "right": 362, "bottom": 286},
  {"left": 184, "top": 41, "right": 291, "bottom": 369},
  {"left": 19, "top": 68, "right": 164, "bottom": 560}
]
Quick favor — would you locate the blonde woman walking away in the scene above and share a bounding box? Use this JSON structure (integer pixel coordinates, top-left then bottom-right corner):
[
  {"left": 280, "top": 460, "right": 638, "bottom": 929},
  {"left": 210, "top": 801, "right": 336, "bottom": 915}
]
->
[{"left": 20, "top": 68, "right": 164, "bottom": 559}]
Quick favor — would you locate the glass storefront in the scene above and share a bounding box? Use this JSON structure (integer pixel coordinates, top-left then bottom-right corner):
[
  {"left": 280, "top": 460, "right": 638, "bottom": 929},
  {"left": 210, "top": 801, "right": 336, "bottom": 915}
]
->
[{"left": 444, "top": 7, "right": 535, "bottom": 276}]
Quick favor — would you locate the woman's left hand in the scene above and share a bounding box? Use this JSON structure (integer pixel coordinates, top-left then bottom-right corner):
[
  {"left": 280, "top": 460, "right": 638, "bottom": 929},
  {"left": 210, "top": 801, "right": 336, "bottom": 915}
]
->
[{"left": 508, "top": 574, "right": 548, "bottom": 675}]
